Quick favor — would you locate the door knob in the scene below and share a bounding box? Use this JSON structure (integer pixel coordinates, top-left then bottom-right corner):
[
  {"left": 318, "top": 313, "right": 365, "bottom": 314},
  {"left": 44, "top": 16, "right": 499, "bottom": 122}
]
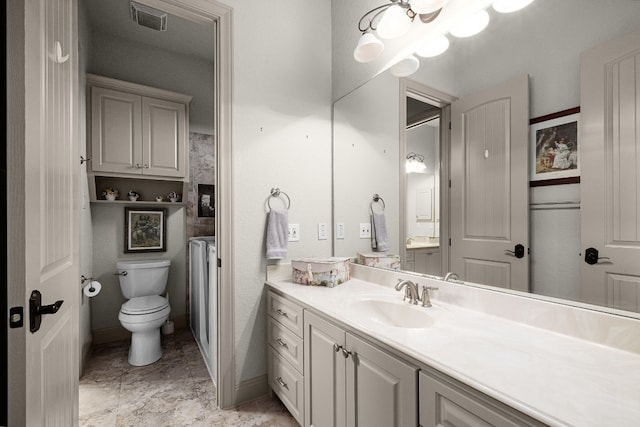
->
[
  {"left": 505, "top": 244, "right": 525, "bottom": 259},
  {"left": 584, "top": 247, "right": 610, "bottom": 265},
  {"left": 29, "top": 290, "right": 64, "bottom": 333}
]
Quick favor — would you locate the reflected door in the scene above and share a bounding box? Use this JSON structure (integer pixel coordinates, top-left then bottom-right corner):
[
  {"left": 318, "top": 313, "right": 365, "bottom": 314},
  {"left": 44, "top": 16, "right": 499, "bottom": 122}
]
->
[
  {"left": 580, "top": 30, "right": 640, "bottom": 312},
  {"left": 450, "top": 75, "right": 530, "bottom": 291}
]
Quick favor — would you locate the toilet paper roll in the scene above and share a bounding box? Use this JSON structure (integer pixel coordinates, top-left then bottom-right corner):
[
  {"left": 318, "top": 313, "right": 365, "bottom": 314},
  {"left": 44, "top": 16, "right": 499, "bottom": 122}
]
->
[{"left": 83, "top": 280, "right": 102, "bottom": 298}]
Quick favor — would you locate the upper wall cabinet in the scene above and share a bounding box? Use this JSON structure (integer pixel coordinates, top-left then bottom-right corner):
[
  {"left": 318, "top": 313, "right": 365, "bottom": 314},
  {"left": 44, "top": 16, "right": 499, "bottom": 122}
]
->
[{"left": 87, "top": 74, "right": 192, "bottom": 180}]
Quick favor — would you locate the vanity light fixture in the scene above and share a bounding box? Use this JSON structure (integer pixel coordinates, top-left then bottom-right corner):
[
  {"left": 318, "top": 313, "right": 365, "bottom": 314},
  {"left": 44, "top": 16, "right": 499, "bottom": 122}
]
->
[
  {"left": 406, "top": 152, "right": 427, "bottom": 173},
  {"left": 353, "top": 0, "right": 535, "bottom": 76}
]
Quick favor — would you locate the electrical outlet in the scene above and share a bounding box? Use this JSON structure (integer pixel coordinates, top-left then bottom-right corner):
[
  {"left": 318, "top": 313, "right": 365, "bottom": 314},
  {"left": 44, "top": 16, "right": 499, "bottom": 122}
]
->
[
  {"left": 288, "top": 224, "right": 300, "bottom": 242},
  {"left": 336, "top": 222, "right": 345, "bottom": 239},
  {"left": 318, "top": 223, "right": 328, "bottom": 240},
  {"left": 359, "top": 223, "right": 371, "bottom": 239}
]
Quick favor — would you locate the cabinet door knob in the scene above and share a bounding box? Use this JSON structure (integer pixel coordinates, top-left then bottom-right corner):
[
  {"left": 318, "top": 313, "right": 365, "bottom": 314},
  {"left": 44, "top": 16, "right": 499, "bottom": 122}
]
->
[
  {"left": 143, "top": 164, "right": 149, "bottom": 168},
  {"left": 333, "top": 343, "right": 342, "bottom": 353}
]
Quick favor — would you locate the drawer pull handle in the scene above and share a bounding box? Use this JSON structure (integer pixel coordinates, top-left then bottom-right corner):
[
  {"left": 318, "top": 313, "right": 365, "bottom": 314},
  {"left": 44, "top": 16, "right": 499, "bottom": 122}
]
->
[
  {"left": 276, "top": 376, "right": 288, "bottom": 389},
  {"left": 275, "top": 309, "right": 288, "bottom": 318},
  {"left": 276, "top": 338, "right": 288, "bottom": 348}
]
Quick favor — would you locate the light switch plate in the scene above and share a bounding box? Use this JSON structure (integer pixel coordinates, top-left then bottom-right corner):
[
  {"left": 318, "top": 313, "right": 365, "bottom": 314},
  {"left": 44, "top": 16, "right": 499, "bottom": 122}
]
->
[
  {"left": 359, "top": 223, "right": 371, "bottom": 239},
  {"left": 318, "top": 223, "right": 328, "bottom": 240},
  {"left": 336, "top": 223, "right": 345, "bottom": 239},
  {"left": 288, "top": 224, "right": 300, "bottom": 242}
]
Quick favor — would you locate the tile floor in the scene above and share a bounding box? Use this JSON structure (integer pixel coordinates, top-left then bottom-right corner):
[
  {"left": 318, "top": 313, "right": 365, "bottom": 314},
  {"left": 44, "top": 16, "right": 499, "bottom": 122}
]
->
[{"left": 79, "top": 328, "right": 298, "bottom": 426}]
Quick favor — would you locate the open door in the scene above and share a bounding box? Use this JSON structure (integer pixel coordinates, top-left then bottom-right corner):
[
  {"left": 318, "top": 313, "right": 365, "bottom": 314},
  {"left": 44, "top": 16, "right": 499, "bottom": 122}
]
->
[
  {"left": 450, "top": 75, "right": 529, "bottom": 291},
  {"left": 580, "top": 30, "right": 640, "bottom": 312},
  {"left": 7, "top": 0, "right": 80, "bottom": 425}
]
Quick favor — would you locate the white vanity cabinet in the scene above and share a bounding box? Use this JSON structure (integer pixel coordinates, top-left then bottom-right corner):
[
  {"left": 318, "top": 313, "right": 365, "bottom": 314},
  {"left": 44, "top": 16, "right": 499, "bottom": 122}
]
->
[
  {"left": 408, "top": 247, "right": 442, "bottom": 276},
  {"left": 419, "top": 369, "right": 546, "bottom": 427},
  {"left": 267, "top": 292, "right": 305, "bottom": 425},
  {"left": 304, "top": 310, "right": 418, "bottom": 427},
  {"left": 87, "top": 74, "right": 191, "bottom": 179}
]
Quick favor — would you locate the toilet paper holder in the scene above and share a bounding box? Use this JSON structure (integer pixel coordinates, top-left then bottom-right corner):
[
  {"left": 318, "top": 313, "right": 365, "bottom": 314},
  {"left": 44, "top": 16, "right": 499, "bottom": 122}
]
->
[{"left": 81, "top": 275, "right": 97, "bottom": 292}]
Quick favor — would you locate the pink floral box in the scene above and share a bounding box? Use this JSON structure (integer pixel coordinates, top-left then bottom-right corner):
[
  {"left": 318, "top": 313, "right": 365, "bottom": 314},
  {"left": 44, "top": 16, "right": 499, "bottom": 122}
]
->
[
  {"left": 291, "top": 257, "right": 351, "bottom": 287},
  {"left": 357, "top": 252, "right": 401, "bottom": 270}
]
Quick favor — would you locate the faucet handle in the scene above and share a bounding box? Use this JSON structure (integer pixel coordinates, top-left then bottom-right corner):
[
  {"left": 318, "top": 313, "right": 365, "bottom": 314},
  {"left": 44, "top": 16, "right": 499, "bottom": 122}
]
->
[{"left": 421, "top": 285, "right": 437, "bottom": 307}]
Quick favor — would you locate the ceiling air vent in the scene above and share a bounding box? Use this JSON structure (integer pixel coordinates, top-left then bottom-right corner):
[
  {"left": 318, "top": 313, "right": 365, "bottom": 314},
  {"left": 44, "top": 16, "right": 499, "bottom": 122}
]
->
[{"left": 130, "top": 2, "right": 168, "bottom": 31}]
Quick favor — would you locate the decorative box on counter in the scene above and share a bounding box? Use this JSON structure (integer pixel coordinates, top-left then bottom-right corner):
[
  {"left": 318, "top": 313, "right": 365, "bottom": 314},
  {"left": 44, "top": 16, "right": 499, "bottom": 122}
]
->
[
  {"left": 357, "top": 252, "right": 401, "bottom": 270},
  {"left": 291, "top": 257, "right": 351, "bottom": 287}
]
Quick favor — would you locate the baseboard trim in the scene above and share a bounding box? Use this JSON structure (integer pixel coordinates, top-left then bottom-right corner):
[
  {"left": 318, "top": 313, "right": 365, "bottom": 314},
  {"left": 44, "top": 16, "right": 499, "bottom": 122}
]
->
[{"left": 234, "top": 374, "right": 269, "bottom": 406}]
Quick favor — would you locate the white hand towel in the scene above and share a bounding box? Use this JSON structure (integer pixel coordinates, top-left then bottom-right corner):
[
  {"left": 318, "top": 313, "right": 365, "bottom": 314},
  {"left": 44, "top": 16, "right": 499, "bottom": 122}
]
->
[
  {"left": 371, "top": 210, "right": 389, "bottom": 252},
  {"left": 266, "top": 209, "right": 288, "bottom": 259}
]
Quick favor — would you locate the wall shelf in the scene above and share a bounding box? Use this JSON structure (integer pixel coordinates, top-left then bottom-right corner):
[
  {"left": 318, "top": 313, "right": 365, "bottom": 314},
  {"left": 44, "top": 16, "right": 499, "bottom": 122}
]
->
[{"left": 89, "top": 175, "right": 189, "bottom": 204}]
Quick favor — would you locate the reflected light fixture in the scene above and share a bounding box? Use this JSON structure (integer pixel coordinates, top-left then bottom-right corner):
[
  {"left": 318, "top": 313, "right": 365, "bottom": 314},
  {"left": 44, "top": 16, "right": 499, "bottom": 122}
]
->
[
  {"left": 493, "top": 0, "right": 535, "bottom": 13},
  {"left": 449, "top": 9, "right": 490, "bottom": 38},
  {"left": 354, "top": 0, "right": 535, "bottom": 77},
  {"left": 406, "top": 152, "right": 427, "bottom": 173}
]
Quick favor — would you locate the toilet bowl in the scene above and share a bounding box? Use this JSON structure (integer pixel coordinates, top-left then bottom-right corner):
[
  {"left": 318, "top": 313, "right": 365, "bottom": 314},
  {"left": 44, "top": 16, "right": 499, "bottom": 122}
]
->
[
  {"left": 119, "top": 296, "right": 171, "bottom": 366},
  {"left": 116, "top": 259, "right": 171, "bottom": 366}
]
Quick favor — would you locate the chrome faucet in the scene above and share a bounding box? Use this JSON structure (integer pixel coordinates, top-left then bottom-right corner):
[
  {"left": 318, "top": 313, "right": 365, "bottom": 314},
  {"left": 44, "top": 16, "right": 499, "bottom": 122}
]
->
[
  {"left": 395, "top": 279, "right": 420, "bottom": 305},
  {"left": 443, "top": 272, "right": 460, "bottom": 282}
]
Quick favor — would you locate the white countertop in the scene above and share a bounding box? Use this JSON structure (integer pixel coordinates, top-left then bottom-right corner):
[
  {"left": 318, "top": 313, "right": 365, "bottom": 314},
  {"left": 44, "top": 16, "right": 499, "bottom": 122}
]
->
[{"left": 266, "top": 268, "right": 640, "bottom": 427}]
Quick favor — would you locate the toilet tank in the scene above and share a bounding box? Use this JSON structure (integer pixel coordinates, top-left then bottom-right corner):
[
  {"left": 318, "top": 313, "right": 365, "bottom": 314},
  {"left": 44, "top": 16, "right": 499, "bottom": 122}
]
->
[{"left": 116, "top": 259, "right": 170, "bottom": 299}]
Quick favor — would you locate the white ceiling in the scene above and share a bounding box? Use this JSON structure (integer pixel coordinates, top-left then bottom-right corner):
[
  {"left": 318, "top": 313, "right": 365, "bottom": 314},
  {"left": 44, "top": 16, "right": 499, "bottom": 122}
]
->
[{"left": 82, "top": 0, "right": 214, "bottom": 62}]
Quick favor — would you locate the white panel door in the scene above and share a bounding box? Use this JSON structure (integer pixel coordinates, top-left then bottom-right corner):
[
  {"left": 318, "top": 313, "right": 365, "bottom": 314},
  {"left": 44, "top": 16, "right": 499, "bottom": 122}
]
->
[
  {"left": 450, "top": 75, "right": 529, "bottom": 292},
  {"left": 580, "top": 30, "right": 640, "bottom": 312},
  {"left": 8, "top": 0, "right": 80, "bottom": 425}
]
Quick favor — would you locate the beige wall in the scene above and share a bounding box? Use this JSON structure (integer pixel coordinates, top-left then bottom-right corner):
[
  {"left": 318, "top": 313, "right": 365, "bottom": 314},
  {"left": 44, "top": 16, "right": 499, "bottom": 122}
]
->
[{"left": 90, "top": 205, "right": 187, "bottom": 332}]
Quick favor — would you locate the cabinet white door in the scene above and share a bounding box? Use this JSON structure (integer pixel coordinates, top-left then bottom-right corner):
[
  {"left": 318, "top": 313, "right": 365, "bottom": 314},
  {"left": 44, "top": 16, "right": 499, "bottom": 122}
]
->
[
  {"left": 304, "top": 311, "right": 347, "bottom": 427},
  {"left": 142, "top": 96, "right": 187, "bottom": 178},
  {"left": 346, "top": 334, "right": 417, "bottom": 427},
  {"left": 90, "top": 86, "right": 143, "bottom": 174},
  {"left": 419, "top": 371, "right": 544, "bottom": 427}
]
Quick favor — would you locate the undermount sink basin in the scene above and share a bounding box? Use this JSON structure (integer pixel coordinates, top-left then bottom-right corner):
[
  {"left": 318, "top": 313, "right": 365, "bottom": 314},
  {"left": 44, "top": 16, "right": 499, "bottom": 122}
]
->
[{"left": 351, "top": 299, "right": 435, "bottom": 329}]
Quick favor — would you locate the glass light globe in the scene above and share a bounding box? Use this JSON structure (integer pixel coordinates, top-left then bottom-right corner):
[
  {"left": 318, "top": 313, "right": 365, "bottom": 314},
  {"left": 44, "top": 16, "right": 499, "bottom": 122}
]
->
[
  {"left": 353, "top": 32, "right": 384, "bottom": 63},
  {"left": 377, "top": 4, "right": 412, "bottom": 40},
  {"left": 411, "top": 0, "right": 449, "bottom": 15},
  {"left": 415, "top": 35, "right": 450, "bottom": 57},
  {"left": 492, "top": 0, "right": 535, "bottom": 13},
  {"left": 450, "top": 9, "right": 490, "bottom": 38},
  {"left": 390, "top": 55, "right": 420, "bottom": 77}
]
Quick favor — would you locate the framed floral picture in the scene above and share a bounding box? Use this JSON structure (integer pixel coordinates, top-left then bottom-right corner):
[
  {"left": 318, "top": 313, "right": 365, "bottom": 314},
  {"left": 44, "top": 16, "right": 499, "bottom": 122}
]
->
[
  {"left": 530, "top": 107, "right": 580, "bottom": 186},
  {"left": 125, "top": 208, "right": 167, "bottom": 253}
]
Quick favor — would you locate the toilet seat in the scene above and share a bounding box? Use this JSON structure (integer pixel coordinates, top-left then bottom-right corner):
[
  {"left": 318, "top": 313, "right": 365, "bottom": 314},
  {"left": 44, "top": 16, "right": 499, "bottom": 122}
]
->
[{"left": 121, "top": 295, "right": 169, "bottom": 315}]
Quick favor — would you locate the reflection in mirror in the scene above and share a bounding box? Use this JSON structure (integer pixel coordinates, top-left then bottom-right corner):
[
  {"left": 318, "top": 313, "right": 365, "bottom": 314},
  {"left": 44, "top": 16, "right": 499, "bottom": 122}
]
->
[
  {"left": 332, "top": 1, "right": 640, "bottom": 318},
  {"left": 403, "top": 97, "right": 442, "bottom": 276}
]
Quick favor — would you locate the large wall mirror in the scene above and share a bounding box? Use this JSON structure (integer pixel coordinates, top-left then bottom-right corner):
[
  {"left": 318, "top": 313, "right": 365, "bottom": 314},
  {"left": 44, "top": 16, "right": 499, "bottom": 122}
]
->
[{"left": 332, "top": 0, "right": 640, "bottom": 318}]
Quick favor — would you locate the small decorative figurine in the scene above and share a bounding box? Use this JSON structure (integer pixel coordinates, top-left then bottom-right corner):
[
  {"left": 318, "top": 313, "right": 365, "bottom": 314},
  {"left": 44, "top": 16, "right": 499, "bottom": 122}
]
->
[
  {"left": 128, "top": 190, "right": 140, "bottom": 202},
  {"left": 102, "top": 188, "right": 119, "bottom": 201},
  {"left": 167, "top": 192, "right": 180, "bottom": 203}
]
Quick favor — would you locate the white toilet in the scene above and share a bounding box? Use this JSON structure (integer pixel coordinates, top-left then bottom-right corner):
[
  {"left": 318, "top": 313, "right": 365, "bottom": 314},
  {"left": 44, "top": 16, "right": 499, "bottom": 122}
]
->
[{"left": 116, "top": 259, "right": 171, "bottom": 366}]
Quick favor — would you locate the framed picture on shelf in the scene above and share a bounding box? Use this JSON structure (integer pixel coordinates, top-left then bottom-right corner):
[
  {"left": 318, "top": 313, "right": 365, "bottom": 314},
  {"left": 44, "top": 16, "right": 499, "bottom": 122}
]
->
[
  {"left": 530, "top": 107, "right": 580, "bottom": 187},
  {"left": 125, "top": 207, "right": 167, "bottom": 253}
]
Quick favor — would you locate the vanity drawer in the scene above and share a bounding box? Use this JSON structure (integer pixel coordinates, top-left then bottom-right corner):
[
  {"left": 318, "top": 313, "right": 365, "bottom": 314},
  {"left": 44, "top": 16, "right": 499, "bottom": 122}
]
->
[
  {"left": 267, "top": 316, "right": 304, "bottom": 373},
  {"left": 267, "top": 291, "right": 304, "bottom": 337},
  {"left": 268, "top": 347, "right": 304, "bottom": 425}
]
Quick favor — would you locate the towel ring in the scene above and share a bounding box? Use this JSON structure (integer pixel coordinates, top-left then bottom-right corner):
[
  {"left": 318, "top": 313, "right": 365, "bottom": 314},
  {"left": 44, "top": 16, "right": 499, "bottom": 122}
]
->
[
  {"left": 370, "top": 193, "right": 385, "bottom": 213},
  {"left": 268, "top": 187, "right": 291, "bottom": 210}
]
